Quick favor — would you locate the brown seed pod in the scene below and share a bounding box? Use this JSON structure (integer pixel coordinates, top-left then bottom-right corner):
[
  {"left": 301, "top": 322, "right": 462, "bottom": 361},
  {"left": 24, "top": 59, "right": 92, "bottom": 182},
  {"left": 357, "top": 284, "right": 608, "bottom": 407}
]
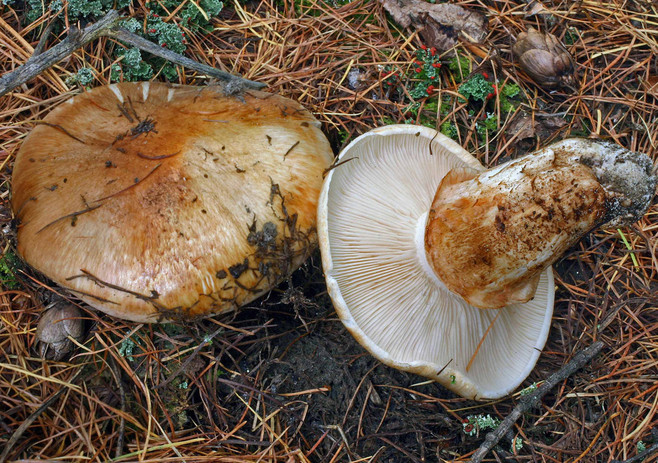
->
[
  {"left": 512, "top": 27, "right": 575, "bottom": 89},
  {"left": 36, "top": 303, "right": 84, "bottom": 360}
]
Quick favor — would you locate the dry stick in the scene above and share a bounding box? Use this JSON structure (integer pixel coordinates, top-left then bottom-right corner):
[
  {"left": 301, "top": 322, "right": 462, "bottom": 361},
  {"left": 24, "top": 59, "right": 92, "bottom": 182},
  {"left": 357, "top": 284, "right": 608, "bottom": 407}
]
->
[
  {"left": 470, "top": 341, "right": 605, "bottom": 463},
  {"left": 32, "top": 17, "right": 57, "bottom": 57},
  {"left": 0, "top": 10, "right": 265, "bottom": 99},
  {"left": 0, "top": 10, "right": 121, "bottom": 97},
  {"left": 105, "top": 28, "right": 265, "bottom": 93}
]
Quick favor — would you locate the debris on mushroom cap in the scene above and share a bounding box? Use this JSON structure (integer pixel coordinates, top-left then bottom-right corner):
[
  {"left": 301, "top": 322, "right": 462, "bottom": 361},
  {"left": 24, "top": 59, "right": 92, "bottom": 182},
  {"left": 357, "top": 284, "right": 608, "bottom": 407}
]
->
[
  {"left": 12, "top": 82, "right": 333, "bottom": 322},
  {"left": 425, "top": 138, "right": 657, "bottom": 309},
  {"left": 318, "top": 125, "right": 555, "bottom": 399},
  {"left": 36, "top": 303, "right": 83, "bottom": 360},
  {"left": 512, "top": 27, "right": 575, "bottom": 89}
]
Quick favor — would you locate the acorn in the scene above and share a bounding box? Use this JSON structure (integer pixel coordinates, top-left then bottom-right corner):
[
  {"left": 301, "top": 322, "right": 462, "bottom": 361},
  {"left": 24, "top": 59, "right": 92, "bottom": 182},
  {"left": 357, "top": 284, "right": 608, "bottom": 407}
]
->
[
  {"left": 36, "top": 303, "right": 84, "bottom": 360},
  {"left": 512, "top": 27, "right": 575, "bottom": 89}
]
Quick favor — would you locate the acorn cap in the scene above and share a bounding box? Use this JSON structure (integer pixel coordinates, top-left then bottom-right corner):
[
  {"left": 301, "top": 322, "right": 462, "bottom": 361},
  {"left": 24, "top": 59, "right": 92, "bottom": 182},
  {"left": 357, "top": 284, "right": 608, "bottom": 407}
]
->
[
  {"left": 317, "top": 125, "right": 554, "bottom": 399},
  {"left": 12, "top": 82, "right": 333, "bottom": 322}
]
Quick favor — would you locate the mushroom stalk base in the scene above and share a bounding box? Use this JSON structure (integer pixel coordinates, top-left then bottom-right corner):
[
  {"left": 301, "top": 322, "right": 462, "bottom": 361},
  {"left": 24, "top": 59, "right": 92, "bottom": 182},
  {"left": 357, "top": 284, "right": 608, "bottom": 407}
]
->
[{"left": 424, "top": 138, "right": 657, "bottom": 309}]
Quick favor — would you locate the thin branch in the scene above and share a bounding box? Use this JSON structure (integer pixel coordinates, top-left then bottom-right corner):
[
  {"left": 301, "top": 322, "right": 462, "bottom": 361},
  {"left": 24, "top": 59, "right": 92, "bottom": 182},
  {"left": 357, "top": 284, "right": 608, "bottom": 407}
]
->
[
  {"left": 106, "top": 28, "right": 265, "bottom": 92},
  {"left": 32, "top": 17, "right": 58, "bottom": 57},
  {"left": 470, "top": 341, "right": 605, "bottom": 463},
  {"left": 0, "top": 9, "right": 266, "bottom": 99},
  {"left": 0, "top": 10, "right": 121, "bottom": 97}
]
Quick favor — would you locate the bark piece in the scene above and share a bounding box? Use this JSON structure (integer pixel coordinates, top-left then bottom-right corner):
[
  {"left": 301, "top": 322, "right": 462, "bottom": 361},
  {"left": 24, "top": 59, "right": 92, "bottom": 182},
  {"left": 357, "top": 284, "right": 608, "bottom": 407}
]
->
[{"left": 380, "top": 0, "right": 487, "bottom": 50}]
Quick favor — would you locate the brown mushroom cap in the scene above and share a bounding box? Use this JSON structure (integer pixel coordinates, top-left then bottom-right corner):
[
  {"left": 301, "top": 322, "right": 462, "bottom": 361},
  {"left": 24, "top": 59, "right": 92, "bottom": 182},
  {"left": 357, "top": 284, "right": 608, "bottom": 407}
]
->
[{"left": 12, "top": 82, "right": 333, "bottom": 322}]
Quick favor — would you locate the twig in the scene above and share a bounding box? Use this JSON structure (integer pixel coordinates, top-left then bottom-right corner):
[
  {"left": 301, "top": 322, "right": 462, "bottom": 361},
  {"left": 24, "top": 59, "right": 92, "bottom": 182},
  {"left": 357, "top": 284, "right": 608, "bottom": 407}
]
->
[
  {"left": 0, "top": 11, "right": 121, "bottom": 97},
  {"left": 0, "top": 10, "right": 265, "bottom": 99},
  {"left": 105, "top": 28, "right": 265, "bottom": 93},
  {"left": 107, "top": 356, "right": 127, "bottom": 460},
  {"left": 32, "top": 17, "right": 57, "bottom": 57},
  {"left": 153, "top": 325, "right": 224, "bottom": 391},
  {"left": 470, "top": 341, "right": 605, "bottom": 463}
]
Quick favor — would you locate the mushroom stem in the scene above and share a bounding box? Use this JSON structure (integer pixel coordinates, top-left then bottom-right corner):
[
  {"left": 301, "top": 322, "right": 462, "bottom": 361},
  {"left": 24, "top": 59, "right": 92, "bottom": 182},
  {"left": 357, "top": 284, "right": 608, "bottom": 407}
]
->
[{"left": 424, "top": 138, "right": 657, "bottom": 309}]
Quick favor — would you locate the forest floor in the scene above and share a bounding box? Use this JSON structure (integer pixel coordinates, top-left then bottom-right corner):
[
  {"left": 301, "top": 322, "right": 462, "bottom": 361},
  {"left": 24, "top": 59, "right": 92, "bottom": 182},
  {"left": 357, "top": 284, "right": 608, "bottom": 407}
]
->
[{"left": 1, "top": 0, "right": 657, "bottom": 461}]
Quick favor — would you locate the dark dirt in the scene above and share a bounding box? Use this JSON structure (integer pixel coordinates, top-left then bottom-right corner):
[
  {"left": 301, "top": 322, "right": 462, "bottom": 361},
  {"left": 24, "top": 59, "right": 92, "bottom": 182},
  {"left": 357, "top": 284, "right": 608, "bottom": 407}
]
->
[
  {"left": 190, "top": 250, "right": 594, "bottom": 462},
  {"left": 216, "top": 254, "right": 468, "bottom": 462}
]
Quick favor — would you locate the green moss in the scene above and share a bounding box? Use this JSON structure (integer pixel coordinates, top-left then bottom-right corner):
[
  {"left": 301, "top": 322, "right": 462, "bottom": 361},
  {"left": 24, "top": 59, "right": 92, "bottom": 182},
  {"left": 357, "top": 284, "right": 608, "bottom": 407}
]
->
[
  {"left": 118, "top": 337, "right": 137, "bottom": 362},
  {"left": 500, "top": 83, "right": 521, "bottom": 113},
  {"left": 502, "top": 83, "right": 520, "bottom": 98},
  {"left": 178, "top": 0, "right": 224, "bottom": 32},
  {"left": 476, "top": 113, "right": 498, "bottom": 138},
  {"left": 0, "top": 251, "right": 21, "bottom": 290},
  {"left": 65, "top": 67, "right": 95, "bottom": 87},
  {"left": 112, "top": 47, "right": 154, "bottom": 82},
  {"left": 448, "top": 54, "right": 470, "bottom": 82},
  {"left": 440, "top": 121, "right": 458, "bottom": 139}
]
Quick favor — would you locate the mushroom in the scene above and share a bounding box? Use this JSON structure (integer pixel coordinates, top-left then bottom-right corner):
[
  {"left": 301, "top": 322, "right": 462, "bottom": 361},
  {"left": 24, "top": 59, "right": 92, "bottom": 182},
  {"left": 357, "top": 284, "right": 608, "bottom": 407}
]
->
[
  {"left": 35, "top": 303, "right": 84, "bottom": 360},
  {"left": 318, "top": 125, "right": 656, "bottom": 399},
  {"left": 12, "top": 82, "right": 333, "bottom": 322}
]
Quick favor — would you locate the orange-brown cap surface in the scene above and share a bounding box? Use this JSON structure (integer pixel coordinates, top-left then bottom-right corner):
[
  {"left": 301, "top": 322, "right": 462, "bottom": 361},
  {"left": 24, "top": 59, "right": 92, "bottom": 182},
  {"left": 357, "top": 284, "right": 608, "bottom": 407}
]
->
[{"left": 12, "top": 82, "right": 333, "bottom": 322}]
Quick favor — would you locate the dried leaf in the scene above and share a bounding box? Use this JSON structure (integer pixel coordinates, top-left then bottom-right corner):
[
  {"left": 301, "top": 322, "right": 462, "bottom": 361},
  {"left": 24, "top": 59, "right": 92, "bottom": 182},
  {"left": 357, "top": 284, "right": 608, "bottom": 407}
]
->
[
  {"left": 506, "top": 112, "right": 567, "bottom": 141},
  {"left": 524, "top": 0, "right": 550, "bottom": 17},
  {"left": 506, "top": 113, "right": 536, "bottom": 140},
  {"left": 379, "top": 0, "right": 487, "bottom": 51}
]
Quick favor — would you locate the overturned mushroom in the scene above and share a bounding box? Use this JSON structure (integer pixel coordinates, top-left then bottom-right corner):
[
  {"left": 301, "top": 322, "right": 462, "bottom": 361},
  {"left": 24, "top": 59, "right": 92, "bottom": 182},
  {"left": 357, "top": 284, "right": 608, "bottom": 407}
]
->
[
  {"left": 318, "top": 125, "right": 655, "bottom": 399},
  {"left": 12, "top": 82, "right": 333, "bottom": 322}
]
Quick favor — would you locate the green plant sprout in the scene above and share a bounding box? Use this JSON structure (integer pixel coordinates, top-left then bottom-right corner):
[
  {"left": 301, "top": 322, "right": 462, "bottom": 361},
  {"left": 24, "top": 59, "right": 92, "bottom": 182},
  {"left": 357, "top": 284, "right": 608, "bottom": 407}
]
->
[
  {"left": 617, "top": 229, "right": 639, "bottom": 269},
  {"left": 0, "top": 250, "right": 21, "bottom": 290}
]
